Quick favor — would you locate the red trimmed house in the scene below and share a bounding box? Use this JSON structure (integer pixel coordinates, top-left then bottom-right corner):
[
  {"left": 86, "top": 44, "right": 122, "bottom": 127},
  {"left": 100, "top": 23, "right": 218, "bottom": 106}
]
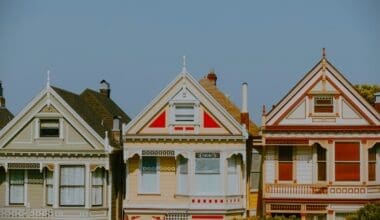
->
[{"left": 261, "top": 50, "right": 380, "bottom": 220}]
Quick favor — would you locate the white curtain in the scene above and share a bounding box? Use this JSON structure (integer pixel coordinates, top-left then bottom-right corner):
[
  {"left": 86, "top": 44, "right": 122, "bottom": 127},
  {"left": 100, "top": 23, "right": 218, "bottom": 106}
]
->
[
  {"left": 194, "top": 156, "right": 221, "bottom": 195},
  {"left": 227, "top": 156, "right": 239, "bottom": 195},
  {"left": 141, "top": 157, "right": 158, "bottom": 193},
  {"left": 9, "top": 170, "right": 24, "bottom": 204},
  {"left": 91, "top": 168, "right": 104, "bottom": 206},
  {"left": 46, "top": 170, "right": 53, "bottom": 205},
  {"left": 60, "top": 166, "right": 85, "bottom": 206},
  {"left": 177, "top": 156, "right": 188, "bottom": 194}
]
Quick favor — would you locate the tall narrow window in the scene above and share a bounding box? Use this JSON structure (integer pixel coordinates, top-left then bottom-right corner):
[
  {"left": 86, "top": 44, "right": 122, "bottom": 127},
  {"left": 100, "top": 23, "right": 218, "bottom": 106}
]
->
[
  {"left": 175, "top": 105, "right": 195, "bottom": 123},
  {"left": 278, "top": 147, "right": 293, "bottom": 181},
  {"left": 317, "top": 144, "right": 327, "bottom": 181},
  {"left": 40, "top": 119, "right": 59, "bottom": 137},
  {"left": 92, "top": 168, "right": 104, "bottom": 206},
  {"left": 141, "top": 157, "right": 159, "bottom": 193},
  {"left": 314, "top": 96, "right": 334, "bottom": 113},
  {"left": 45, "top": 169, "right": 53, "bottom": 205},
  {"left": 368, "top": 145, "right": 377, "bottom": 181},
  {"left": 60, "top": 165, "right": 85, "bottom": 206},
  {"left": 335, "top": 142, "right": 360, "bottom": 181},
  {"left": 250, "top": 152, "right": 262, "bottom": 191},
  {"left": 194, "top": 152, "right": 221, "bottom": 195},
  {"left": 227, "top": 156, "right": 239, "bottom": 195},
  {"left": 9, "top": 170, "right": 25, "bottom": 205},
  {"left": 177, "top": 156, "right": 188, "bottom": 194}
]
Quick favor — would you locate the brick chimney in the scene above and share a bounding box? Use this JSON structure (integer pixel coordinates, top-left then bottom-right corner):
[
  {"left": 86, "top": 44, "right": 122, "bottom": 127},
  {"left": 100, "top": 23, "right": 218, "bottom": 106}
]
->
[
  {"left": 375, "top": 92, "right": 380, "bottom": 113},
  {"left": 241, "top": 82, "right": 250, "bottom": 129},
  {"left": 0, "top": 81, "right": 5, "bottom": 108},
  {"left": 207, "top": 70, "right": 217, "bottom": 86},
  {"left": 100, "top": 79, "right": 110, "bottom": 98}
]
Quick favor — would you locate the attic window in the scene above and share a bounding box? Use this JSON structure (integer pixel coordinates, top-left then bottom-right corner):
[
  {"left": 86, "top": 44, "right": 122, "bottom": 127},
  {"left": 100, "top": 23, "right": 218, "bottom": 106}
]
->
[
  {"left": 174, "top": 105, "right": 195, "bottom": 123},
  {"left": 314, "top": 96, "right": 333, "bottom": 113},
  {"left": 40, "top": 119, "right": 60, "bottom": 137}
]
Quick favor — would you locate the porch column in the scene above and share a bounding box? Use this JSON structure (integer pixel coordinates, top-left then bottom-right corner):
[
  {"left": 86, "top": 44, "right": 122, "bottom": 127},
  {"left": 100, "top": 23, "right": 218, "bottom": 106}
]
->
[
  {"left": 53, "top": 164, "right": 59, "bottom": 208},
  {"left": 85, "top": 164, "right": 91, "bottom": 208}
]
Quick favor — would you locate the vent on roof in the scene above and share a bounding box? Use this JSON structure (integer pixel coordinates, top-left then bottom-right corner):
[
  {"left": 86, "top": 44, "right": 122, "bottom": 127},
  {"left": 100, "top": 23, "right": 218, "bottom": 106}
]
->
[
  {"left": 100, "top": 79, "right": 111, "bottom": 98},
  {"left": 0, "top": 81, "right": 6, "bottom": 108}
]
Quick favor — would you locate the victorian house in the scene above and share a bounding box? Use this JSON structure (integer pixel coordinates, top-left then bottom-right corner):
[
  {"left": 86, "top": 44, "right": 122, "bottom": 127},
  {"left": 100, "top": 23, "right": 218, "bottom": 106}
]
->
[
  {"left": 0, "top": 80, "right": 130, "bottom": 220},
  {"left": 123, "top": 63, "right": 258, "bottom": 220},
  {"left": 261, "top": 50, "right": 380, "bottom": 220}
]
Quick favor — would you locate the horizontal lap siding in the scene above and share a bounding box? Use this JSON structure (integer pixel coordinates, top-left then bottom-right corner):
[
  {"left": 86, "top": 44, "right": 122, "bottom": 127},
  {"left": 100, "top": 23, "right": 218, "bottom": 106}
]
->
[
  {"left": 296, "top": 146, "right": 313, "bottom": 184},
  {"left": 28, "top": 182, "right": 44, "bottom": 207}
]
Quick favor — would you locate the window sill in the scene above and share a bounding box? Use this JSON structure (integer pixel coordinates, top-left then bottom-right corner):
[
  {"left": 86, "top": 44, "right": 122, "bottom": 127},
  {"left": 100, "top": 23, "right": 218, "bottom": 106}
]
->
[
  {"left": 174, "top": 194, "right": 190, "bottom": 198},
  {"left": 137, "top": 193, "right": 161, "bottom": 196}
]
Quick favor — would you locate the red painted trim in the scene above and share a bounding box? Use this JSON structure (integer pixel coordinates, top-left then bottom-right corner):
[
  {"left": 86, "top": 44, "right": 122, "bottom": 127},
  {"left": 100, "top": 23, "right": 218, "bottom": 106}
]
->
[
  {"left": 264, "top": 198, "right": 379, "bottom": 203},
  {"left": 265, "top": 125, "right": 380, "bottom": 132},
  {"left": 192, "top": 216, "right": 223, "bottom": 219},
  {"left": 185, "top": 127, "right": 195, "bottom": 131},
  {"left": 174, "top": 126, "right": 183, "bottom": 131},
  {"left": 266, "top": 138, "right": 309, "bottom": 145},
  {"left": 203, "top": 111, "right": 221, "bottom": 128},
  {"left": 149, "top": 111, "right": 166, "bottom": 128}
]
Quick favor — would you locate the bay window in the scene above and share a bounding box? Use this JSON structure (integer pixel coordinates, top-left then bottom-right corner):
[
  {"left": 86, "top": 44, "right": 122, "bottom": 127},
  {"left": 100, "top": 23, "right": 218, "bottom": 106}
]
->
[
  {"left": 368, "top": 144, "right": 378, "bottom": 181},
  {"left": 335, "top": 142, "right": 360, "bottom": 181},
  {"left": 45, "top": 169, "right": 53, "bottom": 205},
  {"left": 317, "top": 144, "right": 327, "bottom": 181},
  {"left": 177, "top": 156, "right": 188, "bottom": 194},
  {"left": 278, "top": 147, "right": 293, "bottom": 181},
  {"left": 194, "top": 152, "right": 221, "bottom": 195},
  {"left": 92, "top": 168, "right": 104, "bottom": 206},
  {"left": 227, "top": 156, "right": 239, "bottom": 195},
  {"left": 60, "top": 165, "right": 85, "bottom": 206},
  {"left": 141, "top": 157, "right": 159, "bottom": 193},
  {"left": 9, "top": 170, "right": 25, "bottom": 205}
]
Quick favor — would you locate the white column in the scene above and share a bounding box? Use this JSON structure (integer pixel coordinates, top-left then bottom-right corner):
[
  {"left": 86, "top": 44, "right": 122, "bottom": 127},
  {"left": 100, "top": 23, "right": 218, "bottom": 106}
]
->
[
  {"left": 5, "top": 170, "right": 9, "bottom": 206},
  {"left": 53, "top": 164, "right": 59, "bottom": 208},
  {"left": 189, "top": 152, "right": 195, "bottom": 195},
  {"left": 221, "top": 152, "right": 227, "bottom": 195},
  {"left": 361, "top": 143, "right": 366, "bottom": 184},
  {"left": 312, "top": 145, "right": 317, "bottom": 183},
  {"left": 85, "top": 164, "right": 91, "bottom": 208}
]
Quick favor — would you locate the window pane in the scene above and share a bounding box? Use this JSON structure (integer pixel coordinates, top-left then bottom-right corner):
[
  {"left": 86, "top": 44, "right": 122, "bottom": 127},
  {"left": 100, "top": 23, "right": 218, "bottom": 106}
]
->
[
  {"left": 194, "top": 174, "right": 221, "bottom": 195},
  {"left": 318, "top": 162, "right": 326, "bottom": 181},
  {"left": 195, "top": 153, "right": 220, "bottom": 174},
  {"left": 47, "top": 186, "right": 53, "bottom": 205},
  {"left": 251, "top": 153, "right": 262, "bottom": 172},
  {"left": 60, "top": 166, "right": 85, "bottom": 185},
  {"left": 369, "top": 162, "right": 376, "bottom": 181},
  {"left": 60, "top": 187, "right": 85, "bottom": 205},
  {"left": 10, "top": 185, "right": 24, "bottom": 204},
  {"left": 279, "top": 147, "right": 292, "bottom": 161},
  {"left": 92, "top": 169, "right": 103, "bottom": 185},
  {"left": 40, "top": 119, "right": 59, "bottom": 137},
  {"left": 369, "top": 147, "right": 377, "bottom": 161},
  {"left": 60, "top": 166, "right": 85, "bottom": 206},
  {"left": 314, "top": 96, "right": 333, "bottom": 113},
  {"left": 141, "top": 157, "right": 158, "bottom": 192},
  {"left": 179, "top": 156, "right": 188, "bottom": 174},
  {"left": 10, "top": 170, "right": 24, "bottom": 184},
  {"left": 317, "top": 145, "right": 326, "bottom": 161},
  {"left": 91, "top": 186, "right": 103, "bottom": 206},
  {"left": 28, "top": 170, "right": 43, "bottom": 184},
  {"left": 250, "top": 173, "right": 260, "bottom": 190},
  {"left": 228, "top": 157, "right": 237, "bottom": 174},
  {"left": 335, "top": 142, "right": 360, "bottom": 161},
  {"left": 335, "top": 163, "right": 360, "bottom": 181},
  {"left": 175, "top": 105, "right": 195, "bottom": 122}
]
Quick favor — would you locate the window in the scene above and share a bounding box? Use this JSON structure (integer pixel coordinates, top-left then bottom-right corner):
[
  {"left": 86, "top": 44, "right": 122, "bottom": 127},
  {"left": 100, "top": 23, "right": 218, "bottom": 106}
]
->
[
  {"left": 317, "top": 144, "right": 327, "bottom": 181},
  {"left": 250, "top": 152, "right": 261, "bottom": 191},
  {"left": 314, "top": 96, "right": 334, "bottom": 113},
  {"left": 368, "top": 145, "right": 378, "bottom": 181},
  {"left": 174, "top": 105, "right": 195, "bottom": 123},
  {"left": 45, "top": 170, "right": 53, "bottom": 205},
  {"left": 177, "top": 156, "right": 188, "bottom": 194},
  {"left": 9, "top": 170, "right": 25, "bottom": 205},
  {"left": 278, "top": 147, "right": 293, "bottom": 181},
  {"left": 40, "top": 119, "right": 59, "bottom": 137},
  {"left": 227, "top": 156, "right": 239, "bottom": 195},
  {"left": 60, "top": 165, "right": 85, "bottom": 206},
  {"left": 335, "top": 142, "right": 360, "bottom": 181},
  {"left": 194, "top": 152, "right": 221, "bottom": 195},
  {"left": 141, "top": 157, "right": 159, "bottom": 193},
  {"left": 92, "top": 168, "right": 104, "bottom": 206}
]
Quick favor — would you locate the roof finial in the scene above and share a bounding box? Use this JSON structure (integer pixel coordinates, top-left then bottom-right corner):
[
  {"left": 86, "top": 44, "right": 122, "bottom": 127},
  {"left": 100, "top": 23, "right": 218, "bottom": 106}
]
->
[
  {"left": 322, "top": 47, "right": 326, "bottom": 59},
  {"left": 46, "top": 69, "right": 51, "bottom": 87},
  {"left": 182, "top": 55, "right": 187, "bottom": 73}
]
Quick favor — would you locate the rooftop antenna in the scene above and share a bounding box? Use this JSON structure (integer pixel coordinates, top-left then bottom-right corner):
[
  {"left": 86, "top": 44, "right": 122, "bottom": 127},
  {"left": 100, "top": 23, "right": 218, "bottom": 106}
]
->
[{"left": 182, "top": 55, "right": 187, "bottom": 73}]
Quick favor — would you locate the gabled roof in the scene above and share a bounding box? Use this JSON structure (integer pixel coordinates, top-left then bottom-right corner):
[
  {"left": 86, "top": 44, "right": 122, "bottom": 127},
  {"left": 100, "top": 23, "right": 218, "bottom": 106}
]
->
[
  {"left": 265, "top": 56, "right": 380, "bottom": 126},
  {"left": 52, "top": 86, "right": 130, "bottom": 138},
  {"left": 0, "top": 108, "right": 14, "bottom": 130},
  {"left": 199, "top": 77, "right": 259, "bottom": 136}
]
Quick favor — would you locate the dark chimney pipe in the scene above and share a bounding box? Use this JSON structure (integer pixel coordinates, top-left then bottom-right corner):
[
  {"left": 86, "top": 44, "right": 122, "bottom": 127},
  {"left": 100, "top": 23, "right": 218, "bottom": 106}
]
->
[{"left": 100, "top": 79, "right": 111, "bottom": 98}]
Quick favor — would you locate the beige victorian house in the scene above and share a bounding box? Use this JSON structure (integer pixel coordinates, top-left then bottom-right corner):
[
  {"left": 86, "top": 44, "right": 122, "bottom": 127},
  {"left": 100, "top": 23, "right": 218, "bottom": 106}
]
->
[{"left": 0, "top": 80, "right": 130, "bottom": 220}]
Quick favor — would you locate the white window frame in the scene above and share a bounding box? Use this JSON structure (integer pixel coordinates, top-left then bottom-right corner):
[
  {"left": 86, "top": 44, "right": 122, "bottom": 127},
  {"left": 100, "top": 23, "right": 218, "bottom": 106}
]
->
[
  {"left": 44, "top": 169, "right": 54, "bottom": 206},
  {"left": 313, "top": 95, "right": 334, "bottom": 114},
  {"left": 138, "top": 157, "right": 160, "bottom": 194},
  {"left": 176, "top": 155, "right": 189, "bottom": 195},
  {"left": 194, "top": 152, "right": 222, "bottom": 195},
  {"left": 8, "top": 170, "right": 27, "bottom": 206},
  {"left": 91, "top": 168, "right": 104, "bottom": 206},
  {"left": 169, "top": 101, "right": 200, "bottom": 126},
  {"left": 59, "top": 165, "right": 85, "bottom": 207}
]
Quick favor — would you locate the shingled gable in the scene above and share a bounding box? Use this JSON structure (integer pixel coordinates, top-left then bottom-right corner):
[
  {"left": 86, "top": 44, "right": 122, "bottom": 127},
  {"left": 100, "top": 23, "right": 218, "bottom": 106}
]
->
[
  {"left": 125, "top": 70, "right": 246, "bottom": 136},
  {"left": 265, "top": 57, "right": 380, "bottom": 127},
  {"left": 199, "top": 77, "right": 259, "bottom": 136}
]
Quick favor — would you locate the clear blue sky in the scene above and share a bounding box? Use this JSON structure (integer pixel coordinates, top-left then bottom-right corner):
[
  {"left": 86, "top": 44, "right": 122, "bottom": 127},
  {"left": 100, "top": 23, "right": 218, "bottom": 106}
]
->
[{"left": 1, "top": 0, "right": 379, "bottom": 124}]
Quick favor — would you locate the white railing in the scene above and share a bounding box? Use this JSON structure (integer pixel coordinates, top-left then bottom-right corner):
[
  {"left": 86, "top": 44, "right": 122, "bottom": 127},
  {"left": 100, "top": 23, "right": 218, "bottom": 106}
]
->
[
  {"left": 265, "top": 184, "right": 380, "bottom": 199},
  {"left": 0, "top": 207, "right": 108, "bottom": 219}
]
